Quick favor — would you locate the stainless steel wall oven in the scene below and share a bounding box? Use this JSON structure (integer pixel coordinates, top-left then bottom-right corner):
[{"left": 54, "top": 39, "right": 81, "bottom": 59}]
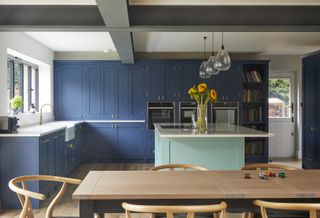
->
[{"left": 147, "top": 102, "right": 175, "bottom": 130}]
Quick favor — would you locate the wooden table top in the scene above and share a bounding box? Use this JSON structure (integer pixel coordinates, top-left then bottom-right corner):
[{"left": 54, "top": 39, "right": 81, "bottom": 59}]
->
[{"left": 72, "top": 170, "right": 320, "bottom": 200}]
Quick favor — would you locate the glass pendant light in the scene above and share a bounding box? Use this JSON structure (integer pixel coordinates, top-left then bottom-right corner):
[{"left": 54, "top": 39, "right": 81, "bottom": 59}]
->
[
  {"left": 206, "top": 32, "right": 220, "bottom": 76},
  {"left": 215, "top": 32, "right": 231, "bottom": 71},
  {"left": 199, "top": 36, "right": 211, "bottom": 79}
]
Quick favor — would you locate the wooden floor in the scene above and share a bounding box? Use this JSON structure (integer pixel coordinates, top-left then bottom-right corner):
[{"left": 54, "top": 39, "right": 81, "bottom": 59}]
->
[{"left": 0, "top": 160, "right": 302, "bottom": 218}]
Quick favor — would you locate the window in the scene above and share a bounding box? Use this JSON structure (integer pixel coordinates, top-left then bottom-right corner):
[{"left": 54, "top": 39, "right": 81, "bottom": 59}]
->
[
  {"left": 7, "top": 56, "right": 39, "bottom": 112},
  {"left": 268, "top": 78, "right": 291, "bottom": 118}
]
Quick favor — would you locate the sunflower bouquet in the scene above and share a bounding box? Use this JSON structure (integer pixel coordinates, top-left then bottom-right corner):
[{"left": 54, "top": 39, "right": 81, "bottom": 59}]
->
[{"left": 188, "top": 83, "right": 217, "bottom": 132}]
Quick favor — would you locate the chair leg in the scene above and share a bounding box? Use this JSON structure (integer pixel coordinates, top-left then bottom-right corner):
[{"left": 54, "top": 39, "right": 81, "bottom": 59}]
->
[
  {"left": 241, "top": 212, "right": 247, "bottom": 218},
  {"left": 248, "top": 211, "right": 254, "bottom": 218}
]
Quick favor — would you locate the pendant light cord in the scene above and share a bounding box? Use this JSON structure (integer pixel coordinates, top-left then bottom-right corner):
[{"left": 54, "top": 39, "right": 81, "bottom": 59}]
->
[
  {"left": 203, "top": 36, "right": 207, "bottom": 60},
  {"left": 212, "top": 32, "right": 214, "bottom": 56}
]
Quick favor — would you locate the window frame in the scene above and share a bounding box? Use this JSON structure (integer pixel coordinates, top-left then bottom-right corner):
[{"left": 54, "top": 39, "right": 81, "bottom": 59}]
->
[{"left": 7, "top": 56, "right": 39, "bottom": 113}]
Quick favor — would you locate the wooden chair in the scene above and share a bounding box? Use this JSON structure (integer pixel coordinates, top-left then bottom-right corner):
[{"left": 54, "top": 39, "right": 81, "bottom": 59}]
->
[
  {"left": 241, "top": 163, "right": 299, "bottom": 171},
  {"left": 8, "top": 175, "right": 82, "bottom": 218},
  {"left": 122, "top": 201, "right": 227, "bottom": 218},
  {"left": 242, "top": 163, "right": 300, "bottom": 218},
  {"left": 149, "top": 164, "right": 209, "bottom": 171},
  {"left": 253, "top": 200, "right": 320, "bottom": 218}
]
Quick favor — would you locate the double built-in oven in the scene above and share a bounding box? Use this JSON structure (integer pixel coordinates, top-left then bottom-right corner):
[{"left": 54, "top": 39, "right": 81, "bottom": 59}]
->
[
  {"left": 179, "top": 101, "right": 239, "bottom": 125},
  {"left": 147, "top": 101, "right": 239, "bottom": 130}
]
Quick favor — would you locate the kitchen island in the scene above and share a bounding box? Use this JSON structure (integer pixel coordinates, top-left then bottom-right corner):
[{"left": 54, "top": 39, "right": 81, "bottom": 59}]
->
[{"left": 154, "top": 123, "right": 274, "bottom": 170}]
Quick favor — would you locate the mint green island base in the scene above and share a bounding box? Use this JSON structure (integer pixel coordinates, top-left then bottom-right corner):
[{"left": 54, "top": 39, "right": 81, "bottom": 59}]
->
[{"left": 154, "top": 123, "right": 273, "bottom": 170}]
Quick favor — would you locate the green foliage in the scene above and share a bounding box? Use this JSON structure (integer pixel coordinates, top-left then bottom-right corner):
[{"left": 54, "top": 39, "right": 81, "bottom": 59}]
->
[
  {"left": 269, "top": 79, "right": 290, "bottom": 105},
  {"left": 10, "top": 95, "right": 23, "bottom": 110}
]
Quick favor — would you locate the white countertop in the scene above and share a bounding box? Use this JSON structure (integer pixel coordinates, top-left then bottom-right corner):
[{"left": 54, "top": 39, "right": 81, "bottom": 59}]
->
[
  {"left": 0, "top": 120, "right": 146, "bottom": 137},
  {"left": 154, "top": 123, "right": 274, "bottom": 138}
]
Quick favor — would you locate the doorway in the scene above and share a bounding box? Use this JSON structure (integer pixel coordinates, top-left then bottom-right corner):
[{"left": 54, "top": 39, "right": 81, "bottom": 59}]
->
[{"left": 269, "top": 72, "right": 296, "bottom": 159}]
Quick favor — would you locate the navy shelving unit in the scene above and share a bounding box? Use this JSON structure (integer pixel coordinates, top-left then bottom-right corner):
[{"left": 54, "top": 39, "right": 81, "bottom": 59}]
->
[{"left": 242, "top": 61, "right": 270, "bottom": 163}]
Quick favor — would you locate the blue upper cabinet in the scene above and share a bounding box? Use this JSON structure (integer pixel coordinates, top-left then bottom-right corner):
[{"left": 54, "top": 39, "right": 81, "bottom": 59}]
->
[
  {"left": 86, "top": 64, "right": 103, "bottom": 119},
  {"left": 147, "top": 64, "right": 165, "bottom": 101},
  {"left": 180, "top": 63, "right": 201, "bottom": 101},
  {"left": 164, "top": 64, "right": 181, "bottom": 101},
  {"left": 102, "top": 63, "right": 118, "bottom": 119},
  {"left": 54, "top": 63, "right": 85, "bottom": 120},
  {"left": 130, "top": 65, "right": 147, "bottom": 119}
]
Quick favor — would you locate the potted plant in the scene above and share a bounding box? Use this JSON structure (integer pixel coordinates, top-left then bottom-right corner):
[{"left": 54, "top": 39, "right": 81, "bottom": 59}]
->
[{"left": 10, "top": 95, "right": 23, "bottom": 115}]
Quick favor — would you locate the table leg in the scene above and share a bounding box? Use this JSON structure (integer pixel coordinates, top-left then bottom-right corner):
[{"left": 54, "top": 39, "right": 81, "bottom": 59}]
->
[{"left": 80, "top": 200, "right": 95, "bottom": 218}]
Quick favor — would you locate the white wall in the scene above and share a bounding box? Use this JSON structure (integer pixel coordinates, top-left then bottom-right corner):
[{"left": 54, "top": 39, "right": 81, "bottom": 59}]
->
[{"left": 0, "top": 32, "right": 54, "bottom": 126}]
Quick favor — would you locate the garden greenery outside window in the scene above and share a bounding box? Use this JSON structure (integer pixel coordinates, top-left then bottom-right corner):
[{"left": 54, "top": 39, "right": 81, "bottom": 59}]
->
[
  {"left": 268, "top": 78, "right": 291, "bottom": 118},
  {"left": 7, "top": 56, "right": 39, "bottom": 113}
]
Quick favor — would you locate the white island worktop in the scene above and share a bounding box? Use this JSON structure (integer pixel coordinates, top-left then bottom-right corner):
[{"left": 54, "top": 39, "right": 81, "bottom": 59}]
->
[{"left": 154, "top": 123, "right": 274, "bottom": 138}]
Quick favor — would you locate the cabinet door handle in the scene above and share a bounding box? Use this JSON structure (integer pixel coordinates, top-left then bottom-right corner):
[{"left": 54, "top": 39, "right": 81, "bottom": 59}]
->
[
  {"left": 42, "top": 139, "right": 50, "bottom": 143},
  {"left": 112, "top": 115, "right": 115, "bottom": 118},
  {"left": 162, "top": 96, "right": 164, "bottom": 100},
  {"left": 158, "top": 96, "right": 161, "bottom": 100}
]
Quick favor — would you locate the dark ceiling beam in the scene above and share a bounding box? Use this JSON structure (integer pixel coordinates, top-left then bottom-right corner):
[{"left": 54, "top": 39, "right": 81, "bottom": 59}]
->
[
  {"left": 0, "top": 5, "right": 104, "bottom": 26},
  {"left": 0, "top": 5, "right": 320, "bottom": 32},
  {"left": 96, "top": 0, "right": 134, "bottom": 64}
]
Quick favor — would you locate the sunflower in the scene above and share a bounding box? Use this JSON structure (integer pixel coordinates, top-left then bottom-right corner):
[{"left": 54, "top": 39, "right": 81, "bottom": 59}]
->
[
  {"left": 188, "top": 86, "right": 197, "bottom": 95},
  {"left": 198, "top": 83, "right": 207, "bottom": 93},
  {"left": 210, "top": 89, "right": 217, "bottom": 100}
]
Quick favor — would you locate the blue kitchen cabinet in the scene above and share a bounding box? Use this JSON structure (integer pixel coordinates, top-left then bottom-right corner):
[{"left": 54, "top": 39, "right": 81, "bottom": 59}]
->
[
  {"left": 84, "top": 122, "right": 146, "bottom": 163},
  {"left": 180, "top": 63, "right": 201, "bottom": 101},
  {"left": 130, "top": 65, "right": 147, "bottom": 120},
  {"left": 86, "top": 64, "right": 103, "bottom": 119},
  {"left": 117, "top": 124, "right": 145, "bottom": 161},
  {"left": 39, "top": 136, "right": 50, "bottom": 195},
  {"left": 102, "top": 64, "right": 118, "bottom": 119},
  {"left": 117, "top": 65, "right": 132, "bottom": 119},
  {"left": 54, "top": 63, "right": 85, "bottom": 120},
  {"left": 54, "top": 133, "right": 66, "bottom": 177},
  {"left": 85, "top": 123, "right": 117, "bottom": 162},
  {"left": 147, "top": 64, "right": 166, "bottom": 101},
  {"left": 302, "top": 54, "right": 319, "bottom": 168},
  {"left": 146, "top": 130, "right": 155, "bottom": 162},
  {"left": 164, "top": 64, "right": 181, "bottom": 101}
]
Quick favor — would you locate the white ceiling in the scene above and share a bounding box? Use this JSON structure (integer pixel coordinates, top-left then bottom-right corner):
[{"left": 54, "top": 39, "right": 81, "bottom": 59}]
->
[
  {"left": 1, "top": 0, "right": 320, "bottom": 5},
  {"left": 133, "top": 32, "right": 320, "bottom": 55},
  {"left": 25, "top": 32, "right": 116, "bottom": 52},
  {"left": 25, "top": 32, "right": 320, "bottom": 55}
]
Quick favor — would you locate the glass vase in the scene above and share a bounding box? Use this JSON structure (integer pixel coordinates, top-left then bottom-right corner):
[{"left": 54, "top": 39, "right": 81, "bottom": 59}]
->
[{"left": 197, "top": 103, "right": 208, "bottom": 133}]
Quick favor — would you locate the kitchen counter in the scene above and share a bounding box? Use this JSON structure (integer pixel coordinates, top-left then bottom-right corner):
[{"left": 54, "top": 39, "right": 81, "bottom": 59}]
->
[
  {"left": 0, "top": 120, "right": 146, "bottom": 137},
  {"left": 154, "top": 123, "right": 273, "bottom": 170},
  {"left": 0, "top": 121, "right": 84, "bottom": 137},
  {"left": 154, "top": 123, "right": 274, "bottom": 138}
]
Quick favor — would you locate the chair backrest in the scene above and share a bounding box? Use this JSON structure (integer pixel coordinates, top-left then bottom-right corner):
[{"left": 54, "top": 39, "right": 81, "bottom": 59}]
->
[
  {"left": 241, "top": 163, "right": 299, "bottom": 170},
  {"left": 149, "top": 164, "right": 209, "bottom": 171},
  {"left": 8, "top": 175, "right": 82, "bottom": 218},
  {"left": 254, "top": 200, "right": 320, "bottom": 218},
  {"left": 122, "top": 202, "right": 227, "bottom": 218}
]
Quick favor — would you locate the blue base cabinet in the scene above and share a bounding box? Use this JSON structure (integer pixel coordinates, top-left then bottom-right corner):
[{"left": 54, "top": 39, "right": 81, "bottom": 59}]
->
[
  {"left": 0, "top": 124, "right": 84, "bottom": 209},
  {"left": 84, "top": 123, "right": 146, "bottom": 163}
]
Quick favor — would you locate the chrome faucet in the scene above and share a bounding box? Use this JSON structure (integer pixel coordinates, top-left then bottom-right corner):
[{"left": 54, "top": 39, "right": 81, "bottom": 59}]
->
[{"left": 40, "top": 104, "right": 54, "bottom": 125}]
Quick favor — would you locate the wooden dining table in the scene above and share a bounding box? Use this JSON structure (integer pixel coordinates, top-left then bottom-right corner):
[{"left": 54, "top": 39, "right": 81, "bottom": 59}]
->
[{"left": 73, "top": 170, "right": 320, "bottom": 217}]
